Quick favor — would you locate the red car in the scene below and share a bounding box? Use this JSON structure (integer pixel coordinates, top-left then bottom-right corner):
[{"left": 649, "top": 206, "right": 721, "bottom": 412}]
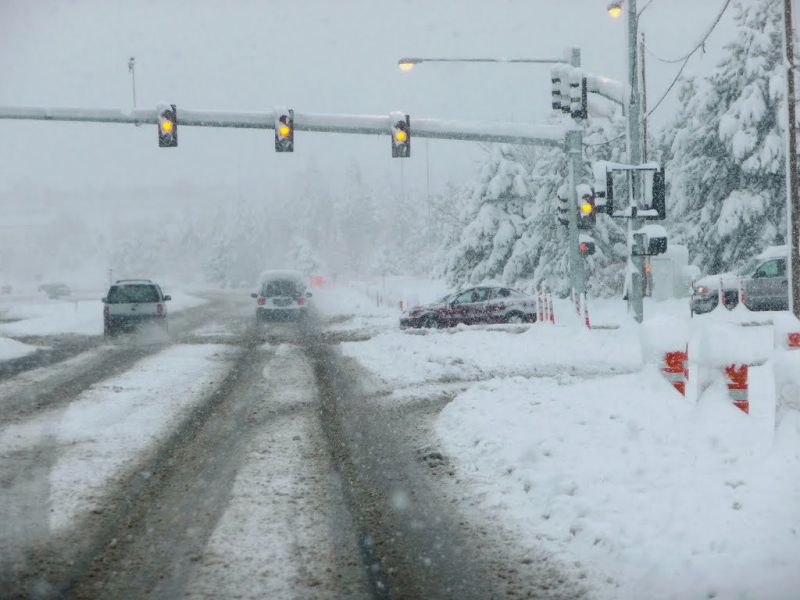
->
[{"left": 400, "top": 286, "right": 537, "bottom": 329}]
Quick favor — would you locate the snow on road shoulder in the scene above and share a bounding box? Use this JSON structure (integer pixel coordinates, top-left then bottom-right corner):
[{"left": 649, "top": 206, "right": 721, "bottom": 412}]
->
[
  {"left": 0, "top": 336, "right": 36, "bottom": 360},
  {"left": 435, "top": 368, "right": 800, "bottom": 600},
  {"left": 340, "top": 323, "right": 643, "bottom": 388},
  {"left": 0, "top": 344, "right": 236, "bottom": 532},
  {"left": 0, "top": 291, "right": 208, "bottom": 337}
]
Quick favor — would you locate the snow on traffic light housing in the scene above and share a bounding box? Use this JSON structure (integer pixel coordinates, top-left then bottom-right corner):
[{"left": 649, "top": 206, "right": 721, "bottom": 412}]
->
[
  {"left": 551, "top": 66, "right": 563, "bottom": 111},
  {"left": 157, "top": 103, "right": 177, "bottom": 148},
  {"left": 390, "top": 112, "right": 410, "bottom": 158},
  {"left": 593, "top": 161, "right": 666, "bottom": 219},
  {"left": 273, "top": 107, "right": 294, "bottom": 152},
  {"left": 568, "top": 70, "right": 588, "bottom": 120},
  {"left": 556, "top": 184, "right": 569, "bottom": 227}
]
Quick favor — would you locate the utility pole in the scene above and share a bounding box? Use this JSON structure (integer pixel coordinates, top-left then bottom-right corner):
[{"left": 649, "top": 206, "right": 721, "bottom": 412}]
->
[
  {"left": 625, "top": 0, "right": 646, "bottom": 323},
  {"left": 784, "top": 0, "right": 800, "bottom": 318}
]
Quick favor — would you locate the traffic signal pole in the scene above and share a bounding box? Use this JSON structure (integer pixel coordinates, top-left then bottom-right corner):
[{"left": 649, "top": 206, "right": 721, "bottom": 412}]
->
[
  {"left": 0, "top": 105, "right": 569, "bottom": 147},
  {"left": 566, "top": 128, "right": 586, "bottom": 297}
]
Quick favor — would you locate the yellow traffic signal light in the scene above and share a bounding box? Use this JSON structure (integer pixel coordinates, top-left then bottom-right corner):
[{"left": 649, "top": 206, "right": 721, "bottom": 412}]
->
[
  {"left": 580, "top": 199, "right": 594, "bottom": 215},
  {"left": 391, "top": 114, "right": 410, "bottom": 158},
  {"left": 158, "top": 104, "right": 177, "bottom": 147},
  {"left": 274, "top": 108, "right": 294, "bottom": 152}
]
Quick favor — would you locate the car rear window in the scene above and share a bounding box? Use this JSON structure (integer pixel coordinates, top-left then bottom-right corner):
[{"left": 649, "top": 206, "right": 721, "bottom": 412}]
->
[
  {"left": 106, "top": 284, "right": 161, "bottom": 303},
  {"left": 262, "top": 279, "right": 302, "bottom": 297}
]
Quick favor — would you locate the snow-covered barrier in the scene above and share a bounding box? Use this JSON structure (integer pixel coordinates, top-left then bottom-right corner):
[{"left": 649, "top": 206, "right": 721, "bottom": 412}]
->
[
  {"left": 693, "top": 321, "right": 771, "bottom": 414},
  {"left": 772, "top": 313, "right": 800, "bottom": 428},
  {"left": 640, "top": 316, "right": 690, "bottom": 396}
]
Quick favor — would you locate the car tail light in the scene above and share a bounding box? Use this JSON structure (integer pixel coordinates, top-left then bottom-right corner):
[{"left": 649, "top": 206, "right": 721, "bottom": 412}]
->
[
  {"left": 103, "top": 305, "right": 109, "bottom": 318},
  {"left": 297, "top": 297, "right": 306, "bottom": 306},
  {"left": 257, "top": 297, "right": 266, "bottom": 306},
  {"left": 157, "top": 303, "right": 164, "bottom": 315}
]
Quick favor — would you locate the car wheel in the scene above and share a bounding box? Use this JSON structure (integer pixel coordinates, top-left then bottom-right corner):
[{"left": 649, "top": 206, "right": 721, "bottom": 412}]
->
[
  {"left": 421, "top": 315, "right": 438, "bottom": 329},
  {"left": 506, "top": 312, "right": 525, "bottom": 324}
]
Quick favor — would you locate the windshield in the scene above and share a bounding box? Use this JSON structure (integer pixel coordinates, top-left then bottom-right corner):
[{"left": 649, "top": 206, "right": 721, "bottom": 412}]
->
[
  {"left": 262, "top": 279, "right": 302, "bottom": 297},
  {"left": 735, "top": 257, "right": 762, "bottom": 276},
  {"left": 106, "top": 284, "right": 160, "bottom": 303},
  {"left": 2, "top": 4, "right": 797, "bottom": 600}
]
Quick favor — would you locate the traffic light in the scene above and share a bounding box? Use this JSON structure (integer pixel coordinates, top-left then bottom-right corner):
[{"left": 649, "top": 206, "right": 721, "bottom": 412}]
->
[
  {"left": 391, "top": 113, "right": 410, "bottom": 158},
  {"left": 556, "top": 184, "right": 569, "bottom": 226},
  {"left": 576, "top": 184, "right": 596, "bottom": 229},
  {"left": 274, "top": 108, "right": 294, "bottom": 152},
  {"left": 157, "top": 104, "right": 177, "bottom": 148},
  {"left": 551, "top": 66, "right": 563, "bottom": 111},
  {"left": 579, "top": 235, "right": 596, "bottom": 256},
  {"left": 569, "top": 71, "right": 588, "bottom": 120}
]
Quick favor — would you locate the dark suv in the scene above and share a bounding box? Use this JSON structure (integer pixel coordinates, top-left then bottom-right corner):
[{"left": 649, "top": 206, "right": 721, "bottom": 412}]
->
[{"left": 103, "top": 279, "right": 171, "bottom": 336}]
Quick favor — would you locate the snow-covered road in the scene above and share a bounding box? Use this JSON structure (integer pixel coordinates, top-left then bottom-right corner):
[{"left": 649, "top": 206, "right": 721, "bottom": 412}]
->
[{"left": 1, "top": 284, "right": 797, "bottom": 599}]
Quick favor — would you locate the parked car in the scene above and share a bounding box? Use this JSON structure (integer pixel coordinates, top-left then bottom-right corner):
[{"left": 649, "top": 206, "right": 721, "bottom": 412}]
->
[
  {"left": 103, "top": 279, "right": 170, "bottom": 336},
  {"left": 251, "top": 270, "right": 312, "bottom": 322},
  {"left": 38, "top": 282, "right": 71, "bottom": 299},
  {"left": 691, "top": 245, "right": 789, "bottom": 314},
  {"left": 400, "top": 286, "right": 537, "bottom": 329}
]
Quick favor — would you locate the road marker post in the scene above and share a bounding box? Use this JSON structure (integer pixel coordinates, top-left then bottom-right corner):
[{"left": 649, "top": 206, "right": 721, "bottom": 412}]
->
[
  {"left": 662, "top": 349, "right": 688, "bottom": 396},
  {"left": 724, "top": 364, "right": 749, "bottom": 414}
]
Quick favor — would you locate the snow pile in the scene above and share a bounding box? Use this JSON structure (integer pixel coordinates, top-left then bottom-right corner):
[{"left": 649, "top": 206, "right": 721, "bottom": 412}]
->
[
  {"left": 0, "top": 291, "right": 207, "bottom": 336},
  {"left": 436, "top": 368, "right": 799, "bottom": 600},
  {"left": 0, "top": 336, "right": 37, "bottom": 360},
  {"left": 340, "top": 323, "right": 642, "bottom": 387}
]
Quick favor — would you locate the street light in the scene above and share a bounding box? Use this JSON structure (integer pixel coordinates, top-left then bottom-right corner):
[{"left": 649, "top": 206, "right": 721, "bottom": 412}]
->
[
  {"left": 607, "top": 1, "right": 623, "bottom": 19},
  {"left": 398, "top": 58, "right": 420, "bottom": 71}
]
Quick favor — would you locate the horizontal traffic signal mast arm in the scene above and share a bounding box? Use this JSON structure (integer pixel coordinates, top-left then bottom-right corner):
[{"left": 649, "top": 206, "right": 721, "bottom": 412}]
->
[{"left": 0, "top": 105, "right": 574, "bottom": 147}]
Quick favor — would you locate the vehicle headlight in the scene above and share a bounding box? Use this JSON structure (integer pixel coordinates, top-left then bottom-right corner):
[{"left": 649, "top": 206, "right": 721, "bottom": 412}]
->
[{"left": 695, "top": 286, "right": 708, "bottom": 295}]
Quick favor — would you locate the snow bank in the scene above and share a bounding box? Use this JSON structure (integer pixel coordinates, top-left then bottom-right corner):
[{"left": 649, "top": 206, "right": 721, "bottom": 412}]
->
[
  {"left": 436, "top": 368, "right": 799, "bottom": 600},
  {"left": 341, "top": 323, "right": 642, "bottom": 387},
  {"left": 0, "top": 291, "right": 207, "bottom": 336},
  {"left": 0, "top": 336, "right": 37, "bottom": 360}
]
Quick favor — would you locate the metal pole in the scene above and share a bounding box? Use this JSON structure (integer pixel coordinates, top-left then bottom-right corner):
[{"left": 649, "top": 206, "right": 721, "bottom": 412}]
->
[
  {"left": 567, "top": 128, "right": 586, "bottom": 297},
  {"left": 626, "top": 0, "right": 646, "bottom": 323},
  {"left": 128, "top": 57, "right": 137, "bottom": 108},
  {"left": 784, "top": 0, "right": 800, "bottom": 318},
  {"left": 566, "top": 48, "right": 586, "bottom": 297}
]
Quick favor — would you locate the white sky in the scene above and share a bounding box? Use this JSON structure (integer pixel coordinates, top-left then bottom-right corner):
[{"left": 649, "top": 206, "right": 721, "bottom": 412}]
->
[{"left": 0, "top": 0, "right": 736, "bottom": 202}]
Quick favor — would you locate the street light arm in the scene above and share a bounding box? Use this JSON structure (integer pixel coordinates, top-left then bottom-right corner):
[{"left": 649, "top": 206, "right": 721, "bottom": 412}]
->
[{"left": 398, "top": 56, "right": 568, "bottom": 67}]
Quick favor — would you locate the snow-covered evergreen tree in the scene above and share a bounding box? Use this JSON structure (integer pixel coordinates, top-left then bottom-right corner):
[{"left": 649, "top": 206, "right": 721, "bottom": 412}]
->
[
  {"left": 441, "top": 113, "right": 627, "bottom": 296},
  {"left": 660, "top": 0, "right": 786, "bottom": 274}
]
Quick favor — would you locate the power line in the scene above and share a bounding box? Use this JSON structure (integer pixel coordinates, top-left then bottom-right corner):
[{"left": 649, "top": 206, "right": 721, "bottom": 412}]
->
[{"left": 644, "top": 0, "right": 732, "bottom": 118}]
